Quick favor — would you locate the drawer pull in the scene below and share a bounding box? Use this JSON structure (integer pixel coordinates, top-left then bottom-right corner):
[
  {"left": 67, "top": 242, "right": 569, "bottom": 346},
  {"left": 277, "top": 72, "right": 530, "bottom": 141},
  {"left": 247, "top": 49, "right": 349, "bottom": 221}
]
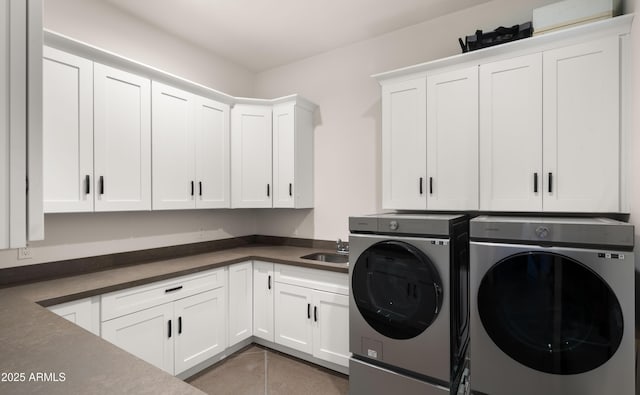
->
[{"left": 165, "top": 286, "right": 183, "bottom": 293}]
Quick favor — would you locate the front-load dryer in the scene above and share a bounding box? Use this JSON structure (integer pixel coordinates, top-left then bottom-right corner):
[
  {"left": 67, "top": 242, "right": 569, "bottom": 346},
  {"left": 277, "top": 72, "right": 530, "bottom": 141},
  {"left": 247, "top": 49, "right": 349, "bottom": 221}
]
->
[
  {"left": 470, "top": 216, "right": 635, "bottom": 395},
  {"left": 349, "top": 214, "right": 469, "bottom": 395}
]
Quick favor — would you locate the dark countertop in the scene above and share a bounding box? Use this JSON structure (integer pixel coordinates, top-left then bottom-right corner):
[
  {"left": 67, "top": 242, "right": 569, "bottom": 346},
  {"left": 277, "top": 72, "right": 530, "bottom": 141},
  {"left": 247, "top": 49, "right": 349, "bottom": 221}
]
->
[{"left": 0, "top": 244, "right": 348, "bottom": 394}]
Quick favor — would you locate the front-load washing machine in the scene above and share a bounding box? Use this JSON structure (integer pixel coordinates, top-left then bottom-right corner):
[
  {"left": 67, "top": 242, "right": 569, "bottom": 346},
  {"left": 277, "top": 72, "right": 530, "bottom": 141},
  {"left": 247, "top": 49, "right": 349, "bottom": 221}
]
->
[
  {"left": 349, "top": 214, "right": 469, "bottom": 395},
  {"left": 470, "top": 216, "right": 635, "bottom": 395}
]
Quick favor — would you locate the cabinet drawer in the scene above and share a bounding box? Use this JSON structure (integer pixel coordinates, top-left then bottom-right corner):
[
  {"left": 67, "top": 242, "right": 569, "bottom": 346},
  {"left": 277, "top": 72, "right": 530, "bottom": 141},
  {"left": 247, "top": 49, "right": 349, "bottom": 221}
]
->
[
  {"left": 274, "top": 264, "right": 348, "bottom": 296},
  {"left": 101, "top": 267, "right": 226, "bottom": 321}
]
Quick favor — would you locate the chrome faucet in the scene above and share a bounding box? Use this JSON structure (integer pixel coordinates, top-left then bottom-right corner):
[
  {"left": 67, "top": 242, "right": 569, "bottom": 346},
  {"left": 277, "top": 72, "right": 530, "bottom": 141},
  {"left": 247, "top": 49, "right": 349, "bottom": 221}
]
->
[{"left": 336, "top": 239, "right": 349, "bottom": 255}]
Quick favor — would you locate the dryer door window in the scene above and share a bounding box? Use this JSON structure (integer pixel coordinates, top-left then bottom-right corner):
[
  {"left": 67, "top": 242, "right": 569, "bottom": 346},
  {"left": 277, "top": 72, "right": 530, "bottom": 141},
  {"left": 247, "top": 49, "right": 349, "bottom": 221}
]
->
[
  {"left": 478, "top": 251, "right": 623, "bottom": 375},
  {"left": 352, "top": 240, "right": 443, "bottom": 340}
]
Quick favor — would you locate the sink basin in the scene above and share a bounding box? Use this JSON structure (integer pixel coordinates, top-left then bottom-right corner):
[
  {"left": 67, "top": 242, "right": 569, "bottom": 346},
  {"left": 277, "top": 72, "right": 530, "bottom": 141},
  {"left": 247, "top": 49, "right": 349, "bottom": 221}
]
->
[{"left": 300, "top": 252, "right": 349, "bottom": 264}]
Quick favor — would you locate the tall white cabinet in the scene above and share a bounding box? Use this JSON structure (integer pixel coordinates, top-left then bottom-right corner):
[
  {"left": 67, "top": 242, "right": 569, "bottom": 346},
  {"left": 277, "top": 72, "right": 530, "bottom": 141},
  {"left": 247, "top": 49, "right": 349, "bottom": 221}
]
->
[
  {"left": 0, "top": 0, "right": 43, "bottom": 248},
  {"left": 253, "top": 261, "right": 274, "bottom": 342},
  {"left": 228, "top": 261, "right": 253, "bottom": 347}
]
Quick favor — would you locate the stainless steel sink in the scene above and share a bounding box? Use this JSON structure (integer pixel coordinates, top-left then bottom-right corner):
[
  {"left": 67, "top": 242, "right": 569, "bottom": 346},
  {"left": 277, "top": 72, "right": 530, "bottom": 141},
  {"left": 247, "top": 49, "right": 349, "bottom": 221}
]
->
[{"left": 300, "top": 252, "right": 349, "bottom": 264}]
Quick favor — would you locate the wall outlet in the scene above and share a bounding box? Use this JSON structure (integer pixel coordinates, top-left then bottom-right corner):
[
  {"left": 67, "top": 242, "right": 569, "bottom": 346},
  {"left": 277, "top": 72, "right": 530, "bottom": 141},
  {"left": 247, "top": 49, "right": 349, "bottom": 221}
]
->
[{"left": 17, "top": 246, "right": 32, "bottom": 260}]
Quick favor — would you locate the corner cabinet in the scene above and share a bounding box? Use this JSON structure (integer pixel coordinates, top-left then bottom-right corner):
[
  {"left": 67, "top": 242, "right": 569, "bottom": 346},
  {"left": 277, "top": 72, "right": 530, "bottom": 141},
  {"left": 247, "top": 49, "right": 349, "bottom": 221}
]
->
[
  {"left": 0, "top": 0, "right": 43, "bottom": 248},
  {"left": 231, "top": 104, "right": 273, "bottom": 208},
  {"left": 228, "top": 261, "right": 253, "bottom": 347},
  {"left": 377, "top": 15, "right": 631, "bottom": 213},
  {"left": 231, "top": 98, "right": 316, "bottom": 209},
  {"left": 253, "top": 261, "right": 275, "bottom": 342},
  {"left": 47, "top": 296, "right": 100, "bottom": 336},
  {"left": 152, "top": 81, "right": 230, "bottom": 210}
]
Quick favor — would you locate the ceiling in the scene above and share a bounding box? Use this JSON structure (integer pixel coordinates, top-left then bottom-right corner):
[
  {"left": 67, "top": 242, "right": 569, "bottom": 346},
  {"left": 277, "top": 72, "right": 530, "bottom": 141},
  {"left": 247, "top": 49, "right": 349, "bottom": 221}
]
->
[{"left": 104, "top": 0, "right": 489, "bottom": 72}]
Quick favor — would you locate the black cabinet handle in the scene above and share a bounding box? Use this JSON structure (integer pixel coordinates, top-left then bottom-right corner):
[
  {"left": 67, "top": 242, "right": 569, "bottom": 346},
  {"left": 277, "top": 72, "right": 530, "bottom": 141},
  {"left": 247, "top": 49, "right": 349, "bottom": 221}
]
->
[
  {"left": 268, "top": 275, "right": 271, "bottom": 290},
  {"left": 178, "top": 316, "right": 182, "bottom": 334},
  {"left": 534, "top": 173, "right": 538, "bottom": 193},
  {"left": 190, "top": 181, "right": 194, "bottom": 196},
  {"left": 419, "top": 178, "right": 423, "bottom": 195},
  {"left": 307, "top": 303, "right": 311, "bottom": 319},
  {"left": 199, "top": 181, "right": 202, "bottom": 196},
  {"left": 289, "top": 183, "right": 292, "bottom": 197},
  {"left": 99, "top": 176, "right": 104, "bottom": 195},
  {"left": 429, "top": 177, "right": 433, "bottom": 195},
  {"left": 314, "top": 306, "right": 318, "bottom": 322},
  {"left": 168, "top": 320, "right": 172, "bottom": 338},
  {"left": 548, "top": 172, "right": 553, "bottom": 193},
  {"left": 85, "top": 175, "right": 90, "bottom": 195},
  {"left": 267, "top": 184, "right": 270, "bottom": 197},
  {"left": 165, "top": 286, "right": 183, "bottom": 293}
]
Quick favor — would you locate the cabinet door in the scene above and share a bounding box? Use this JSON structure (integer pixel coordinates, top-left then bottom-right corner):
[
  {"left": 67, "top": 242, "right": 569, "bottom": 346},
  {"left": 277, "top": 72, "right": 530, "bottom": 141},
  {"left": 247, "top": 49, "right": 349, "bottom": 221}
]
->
[
  {"left": 381, "top": 78, "right": 427, "bottom": 210},
  {"left": 94, "top": 63, "right": 151, "bottom": 212},
  {"left": 426, "top": 67, "right": 478, "bottom": 210},
  {"left": 228, "top": 261, "right": 253, "bottom": 347},
  {"left": 231, "top": 104, "right": 272, "bottom": 208},
  {"left": 194, "top": 96, "right": 230, "bottom": 209},
  {"left": 42, "top": 46, "right": 93, "bottom": 213},
  {"left": 253, "top": 261, "right": 274, "bottom": 342},
  {"left": 274, "top": 282, "right": 313, "bottom": 354},
  {"left": 174, "top": 288, "right": 227, "bottom": 375},
  {"left": 101, "top": 303, "right": 174, "bottom": 375},
  {"left": 543, "top": 36, "right": 619, "bottom": 212},
  {"left": 152, "top": 81, "right": 196, "bottom": 210},
  {"left": 479, "top": 53, "right": 543, "bottom": 211},
  {"left": 312, "top": 290, "right": 350, "bottom": 367},
  {"left": 48, "top": 296, "right": 100, "bottom": 336},
  {"left": 272, "top": 103, "right": 295, "bottom": 208}
]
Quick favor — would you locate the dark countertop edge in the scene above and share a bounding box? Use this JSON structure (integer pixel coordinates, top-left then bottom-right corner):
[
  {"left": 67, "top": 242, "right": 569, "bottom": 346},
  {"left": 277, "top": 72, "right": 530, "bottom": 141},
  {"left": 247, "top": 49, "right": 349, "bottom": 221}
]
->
[{"left": 26, "top": 246, "right": 349, "bottom": 307}]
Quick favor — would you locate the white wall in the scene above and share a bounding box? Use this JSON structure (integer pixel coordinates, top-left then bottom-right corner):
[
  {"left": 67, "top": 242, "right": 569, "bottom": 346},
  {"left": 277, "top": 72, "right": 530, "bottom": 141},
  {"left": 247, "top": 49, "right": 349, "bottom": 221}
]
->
[
  {"left": 253, "top": 0, "right": 559, "bottom": 241},
  {"left": 0, "top": 0, "right": 260, "bottom": 269},
  {"left": 43, "top": 0, "right": 254, "bottom": 97}
]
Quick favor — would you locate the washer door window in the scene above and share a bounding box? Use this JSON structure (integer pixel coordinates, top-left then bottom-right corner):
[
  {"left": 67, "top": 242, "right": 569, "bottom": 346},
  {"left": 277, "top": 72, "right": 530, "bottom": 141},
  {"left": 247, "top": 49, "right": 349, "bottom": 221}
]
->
[
  {"left": 478, "top": 252, "right": 623, "bottom": 375},
  {"left": 352, "top": 241, "right": 443, "bottom": 340}
]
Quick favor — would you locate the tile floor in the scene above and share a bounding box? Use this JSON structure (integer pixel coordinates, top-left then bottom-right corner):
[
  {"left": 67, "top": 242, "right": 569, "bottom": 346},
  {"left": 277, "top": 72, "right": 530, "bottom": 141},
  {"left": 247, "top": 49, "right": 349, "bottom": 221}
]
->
[{"left": 186, "top": 344, "right": 349, "bottom": 395}]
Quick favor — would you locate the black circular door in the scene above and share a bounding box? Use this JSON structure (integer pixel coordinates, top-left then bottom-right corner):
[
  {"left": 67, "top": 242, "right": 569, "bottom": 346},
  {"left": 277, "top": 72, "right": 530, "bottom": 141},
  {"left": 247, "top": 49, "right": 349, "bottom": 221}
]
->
[
  {"left": 478, "top": 252, "right": 623, "bottom": 375},
  {"left": 352, "top": 241, "right": 443, "bottom": 340}
]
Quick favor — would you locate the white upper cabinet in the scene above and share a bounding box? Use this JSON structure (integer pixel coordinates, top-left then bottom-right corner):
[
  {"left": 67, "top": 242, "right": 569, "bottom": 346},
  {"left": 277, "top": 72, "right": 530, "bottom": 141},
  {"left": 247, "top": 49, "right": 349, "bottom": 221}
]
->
[
  {"left": 272, "top": 101, "right": 314, "bottom": 208},
  {"left": 194, "top": 96, "right": 230, "bottom": 209},
  {"left": 231, "top": 104, "right": 273, "bottom": 208},
  {"left": 43, "top": 49, "right": 151, "bottom": 213},
  {"left": 426, "top": 66, "right": 478, "bottom": 210},
  {"left": 94, "top": 64, "right": 151, "bottom": 212},
  {"left": 542, "top": 36, "right": 620, "bottom": 212},
  {"left": 381, "top": 77, "right": 427, "bottom": 210},
  {"left": 479, "top": 53, "right": 543, "bottom": 211},
  {"left": 43, "top": 46, "right": 94, "bottom": 213},
  {"left": 1, "top": 0, "right": 43, "bottom": 249},
  {"left": 152, "top": 81, "right": 196, "bottom": 210}
]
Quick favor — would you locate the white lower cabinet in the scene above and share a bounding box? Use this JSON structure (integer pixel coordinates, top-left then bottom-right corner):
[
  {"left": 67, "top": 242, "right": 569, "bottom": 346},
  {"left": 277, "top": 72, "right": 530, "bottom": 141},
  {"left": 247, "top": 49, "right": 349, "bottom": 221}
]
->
[
  {"left": 100, "top": 267, "right": 227, "bottom": 375},
  {"left": 274, "top": 265, "right": 350, "bottom": 367},
  {"left": 47, "top": 296, "right": 100, "bottom": 336},
  {"left": 228, "top": 261, "right": 253, "bottom": 347},
  {"left": 253, "top": 261, "right": 275, "bottom": 342}
]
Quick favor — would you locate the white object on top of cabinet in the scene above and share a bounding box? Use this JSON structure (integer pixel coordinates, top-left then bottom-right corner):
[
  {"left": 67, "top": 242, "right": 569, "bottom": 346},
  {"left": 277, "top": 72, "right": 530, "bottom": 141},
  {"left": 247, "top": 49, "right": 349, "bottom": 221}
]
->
[
  {"left": 231, "top": 104, "right": 273, "bottom": 208},
  {"left": 152, "top": 81, "right": 230, "bottom": 210},
  {"left": 1, "top": 0, "right": 43, "bottom": 248}
]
